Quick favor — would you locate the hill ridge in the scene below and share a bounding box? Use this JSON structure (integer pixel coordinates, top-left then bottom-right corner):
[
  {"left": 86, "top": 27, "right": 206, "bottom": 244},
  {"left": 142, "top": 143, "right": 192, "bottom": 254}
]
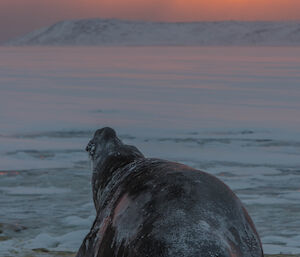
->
[{"left": 6, "top": 18, "right": 300, "bottom": 46}]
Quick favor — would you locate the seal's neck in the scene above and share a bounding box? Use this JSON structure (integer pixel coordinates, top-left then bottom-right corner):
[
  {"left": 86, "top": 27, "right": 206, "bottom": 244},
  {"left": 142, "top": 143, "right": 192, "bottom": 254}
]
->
[{"left": 92, "top": 144, "right": 144, "bottom": 211}]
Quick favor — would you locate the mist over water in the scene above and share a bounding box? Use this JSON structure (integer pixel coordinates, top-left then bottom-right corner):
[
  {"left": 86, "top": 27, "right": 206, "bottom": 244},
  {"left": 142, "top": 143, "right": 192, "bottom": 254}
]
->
[{"left": 0, "top": 46, "right": 300, "bottom": 256}]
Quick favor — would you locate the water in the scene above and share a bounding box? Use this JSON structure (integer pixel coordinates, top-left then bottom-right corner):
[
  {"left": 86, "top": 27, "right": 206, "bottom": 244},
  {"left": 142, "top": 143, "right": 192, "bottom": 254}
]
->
[{"left": 0, "top": 46, "right": 300, "bottom": 256}]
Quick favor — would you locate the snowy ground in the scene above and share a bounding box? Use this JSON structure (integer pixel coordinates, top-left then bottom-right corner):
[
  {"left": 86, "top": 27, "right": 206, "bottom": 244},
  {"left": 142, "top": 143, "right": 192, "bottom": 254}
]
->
[{"left": 0, "top": 46, "right": 300, "bottom": 256}]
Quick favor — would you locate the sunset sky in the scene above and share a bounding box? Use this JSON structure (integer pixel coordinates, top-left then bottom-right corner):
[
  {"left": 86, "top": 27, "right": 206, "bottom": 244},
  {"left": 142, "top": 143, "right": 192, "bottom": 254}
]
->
[{"left": 1, "top": 0, "right": 300, "bottom": 42}]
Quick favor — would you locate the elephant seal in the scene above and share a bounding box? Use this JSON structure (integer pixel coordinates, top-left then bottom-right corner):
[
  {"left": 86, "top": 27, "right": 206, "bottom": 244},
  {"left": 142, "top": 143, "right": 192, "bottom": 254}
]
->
[{"left": 76, "top": 127, "right": 264, "bottom": 257}]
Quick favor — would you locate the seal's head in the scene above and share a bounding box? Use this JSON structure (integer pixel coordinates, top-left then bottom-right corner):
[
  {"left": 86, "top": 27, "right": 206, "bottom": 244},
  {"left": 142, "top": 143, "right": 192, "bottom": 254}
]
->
[
  {"left": 86, "top": 127, "right": 122, "bottom": 170},
  {"left": 86, "top": 127, "right": 117, "bottom": 157},
  {"left": 86, "top": 126, "right": 145, "bottom": 173},
  {"left": 86, "top": 127, "right": 144, "bottom": 209}
]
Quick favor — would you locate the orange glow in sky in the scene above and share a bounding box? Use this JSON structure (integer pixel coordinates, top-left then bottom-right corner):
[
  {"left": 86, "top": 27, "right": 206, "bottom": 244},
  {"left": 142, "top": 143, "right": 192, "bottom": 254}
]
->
[
  {"left": 73, "top": 0, "right": 300, "bottom": 21},
  {"left": 1, "top": 0, "right": 300, "bottom": 41}
]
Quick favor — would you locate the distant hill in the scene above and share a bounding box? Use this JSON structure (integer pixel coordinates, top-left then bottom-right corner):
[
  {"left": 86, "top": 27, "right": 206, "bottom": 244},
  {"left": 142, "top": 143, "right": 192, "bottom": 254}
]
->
[{"left": 6, "top": 19, "right": 300, "bottom": 46}]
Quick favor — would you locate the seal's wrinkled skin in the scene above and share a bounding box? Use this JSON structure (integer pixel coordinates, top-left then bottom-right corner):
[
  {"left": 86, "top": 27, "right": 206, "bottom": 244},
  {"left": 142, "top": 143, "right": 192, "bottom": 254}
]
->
[{"left": 76, "top": 127, "right": 264, "bottom": 257}]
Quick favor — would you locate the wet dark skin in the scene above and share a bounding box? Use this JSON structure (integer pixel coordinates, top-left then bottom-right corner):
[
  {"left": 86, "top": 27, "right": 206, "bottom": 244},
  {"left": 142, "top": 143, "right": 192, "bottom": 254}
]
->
[{"left": 76, "top": 127, "right": 264, "bottom": 257}]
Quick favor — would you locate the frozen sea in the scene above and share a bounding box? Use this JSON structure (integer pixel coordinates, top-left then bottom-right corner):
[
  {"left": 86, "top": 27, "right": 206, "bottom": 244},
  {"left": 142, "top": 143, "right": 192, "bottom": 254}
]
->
[{"left": 0, "top": 46, "right": 300, "bottom": 256}]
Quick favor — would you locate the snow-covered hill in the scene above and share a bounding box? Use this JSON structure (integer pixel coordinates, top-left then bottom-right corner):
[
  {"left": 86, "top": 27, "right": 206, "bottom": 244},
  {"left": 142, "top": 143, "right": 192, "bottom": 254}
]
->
[{"left": 6, "top": 19, "right": 300, "bottom": 46}]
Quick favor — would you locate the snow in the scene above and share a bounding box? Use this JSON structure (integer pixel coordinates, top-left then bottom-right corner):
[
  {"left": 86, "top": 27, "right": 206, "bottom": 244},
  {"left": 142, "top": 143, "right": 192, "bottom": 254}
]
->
[
  {"left": 24, "top": 230, "right": 88, "bottom": 252},
  {"left": 5, "top": 19, "right": 300, "bottom": 46}
]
